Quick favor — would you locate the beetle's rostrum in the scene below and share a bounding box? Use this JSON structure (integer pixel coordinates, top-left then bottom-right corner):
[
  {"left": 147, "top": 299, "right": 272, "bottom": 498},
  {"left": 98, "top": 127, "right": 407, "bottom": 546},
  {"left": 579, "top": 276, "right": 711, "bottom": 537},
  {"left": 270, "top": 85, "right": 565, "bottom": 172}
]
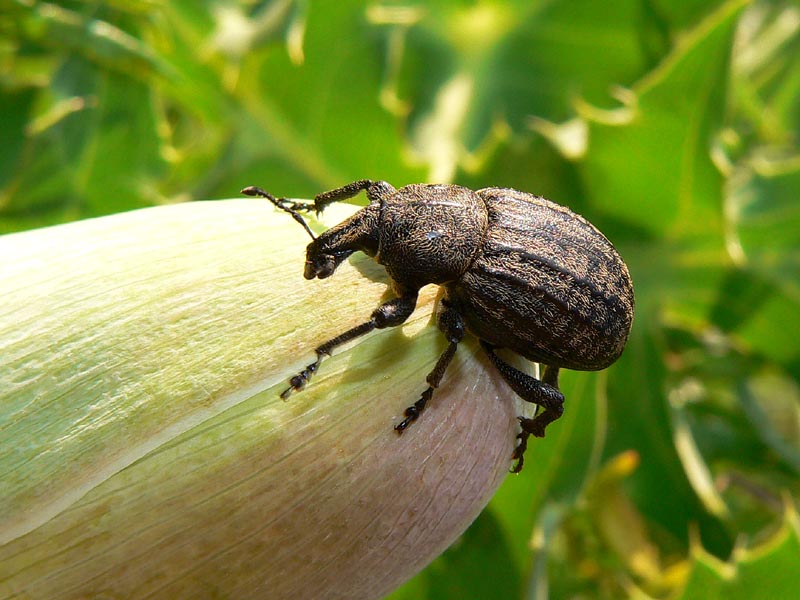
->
[{"left": 242, "top": 180, "right": 634, "bottom": 472}]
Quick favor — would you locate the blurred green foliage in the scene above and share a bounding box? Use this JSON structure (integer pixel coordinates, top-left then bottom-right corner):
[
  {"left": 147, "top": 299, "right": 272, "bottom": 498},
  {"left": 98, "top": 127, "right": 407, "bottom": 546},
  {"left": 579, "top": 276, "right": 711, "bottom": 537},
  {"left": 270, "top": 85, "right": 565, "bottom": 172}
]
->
[{"left": 2, "top": 0, "right": 799, "bottom": 598}]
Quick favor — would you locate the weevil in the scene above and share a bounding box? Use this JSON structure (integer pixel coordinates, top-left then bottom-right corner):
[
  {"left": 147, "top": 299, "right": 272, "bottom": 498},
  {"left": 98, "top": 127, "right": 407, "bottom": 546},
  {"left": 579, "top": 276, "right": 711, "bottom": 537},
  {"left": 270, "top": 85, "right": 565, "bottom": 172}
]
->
[{"left": 242, "top": 180, "right": 634, "bottom": 472}]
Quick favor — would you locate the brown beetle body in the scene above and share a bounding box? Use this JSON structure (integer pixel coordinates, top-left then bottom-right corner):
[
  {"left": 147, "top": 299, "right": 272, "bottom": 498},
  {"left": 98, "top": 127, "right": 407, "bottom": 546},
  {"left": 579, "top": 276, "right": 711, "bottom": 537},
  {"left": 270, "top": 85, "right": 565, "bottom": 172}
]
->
[
  {"left": 242, "top": 180, "right": 634, "bottom": 471},
  {"left": 448, "top": 187, "right": 632, "bottom": 372}
]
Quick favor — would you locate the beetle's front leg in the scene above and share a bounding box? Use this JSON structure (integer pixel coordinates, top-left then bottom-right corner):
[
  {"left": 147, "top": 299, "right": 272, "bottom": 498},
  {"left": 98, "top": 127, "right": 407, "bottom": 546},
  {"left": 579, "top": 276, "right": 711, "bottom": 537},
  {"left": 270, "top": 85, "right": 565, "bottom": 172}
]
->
[
  {"left": 395, "top": 300, "right": 465, "bottom": 432},
  {"left": 311, "top": 180, "right": 374, "bottom": 212},
  {"left": 241, "top": 186, "right": 318, "bottom": 239},
  {"left": 312, "top": 180, "right": 396, "bottom": 213},
  {"left": 280, "top": 292, "right": 419, "bottom": 399}
]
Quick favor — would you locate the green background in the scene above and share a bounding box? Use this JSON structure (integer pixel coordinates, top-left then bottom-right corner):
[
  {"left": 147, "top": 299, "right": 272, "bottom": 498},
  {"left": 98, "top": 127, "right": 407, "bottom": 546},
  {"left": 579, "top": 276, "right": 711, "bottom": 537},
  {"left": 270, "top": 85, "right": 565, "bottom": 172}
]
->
[{"left": 2, "top": 0, "right": 799, "bottom": 597}]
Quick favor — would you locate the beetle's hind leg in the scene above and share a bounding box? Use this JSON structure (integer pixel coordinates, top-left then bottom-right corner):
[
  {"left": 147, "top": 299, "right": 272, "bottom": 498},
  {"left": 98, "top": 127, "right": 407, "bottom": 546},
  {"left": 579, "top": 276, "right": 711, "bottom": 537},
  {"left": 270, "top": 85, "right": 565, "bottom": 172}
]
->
[
  {"left": 480, "top": 342, "right": 564, "bottom": 472},
  {"left": 395, "top": 301, "right": 464, "bottom": 432}
]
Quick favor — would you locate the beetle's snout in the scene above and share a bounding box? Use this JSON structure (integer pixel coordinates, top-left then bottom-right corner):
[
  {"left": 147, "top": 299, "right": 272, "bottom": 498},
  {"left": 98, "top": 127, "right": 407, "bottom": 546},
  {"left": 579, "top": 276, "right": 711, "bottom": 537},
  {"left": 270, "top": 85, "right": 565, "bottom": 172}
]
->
[{"left": 304, "top": 254, "right": 336, "bottom": 280}]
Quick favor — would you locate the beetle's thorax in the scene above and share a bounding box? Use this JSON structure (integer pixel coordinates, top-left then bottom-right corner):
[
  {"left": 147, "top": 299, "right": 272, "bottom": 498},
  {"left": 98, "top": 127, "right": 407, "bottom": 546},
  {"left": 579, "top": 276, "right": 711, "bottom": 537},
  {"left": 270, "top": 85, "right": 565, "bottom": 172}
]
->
[
  {"left": 376, "top": 184, "right": 488, "bottom": 291},
  {"left": 302, "top": 183, "right": 489, "bottom": 291}
]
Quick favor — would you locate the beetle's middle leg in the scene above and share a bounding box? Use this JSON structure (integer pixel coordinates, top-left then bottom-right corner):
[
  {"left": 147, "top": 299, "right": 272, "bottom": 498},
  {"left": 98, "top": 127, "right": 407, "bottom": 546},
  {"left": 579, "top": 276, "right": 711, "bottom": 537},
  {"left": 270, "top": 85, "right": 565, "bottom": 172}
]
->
[
  {"left": 280, "top": 292, "right": 419, "bottom": 399},
  {"left": 480, "top": 341, "right": 564, "bottom": 472},
  {"left": 395, "top": 300, "right": 465, "bottom": 432}
]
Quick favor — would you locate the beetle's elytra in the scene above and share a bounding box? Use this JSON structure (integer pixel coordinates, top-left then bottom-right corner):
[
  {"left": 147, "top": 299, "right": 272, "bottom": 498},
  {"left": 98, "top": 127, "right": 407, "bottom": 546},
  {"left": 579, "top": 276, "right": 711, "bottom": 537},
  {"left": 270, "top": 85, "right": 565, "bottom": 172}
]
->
[{"left": 242, "top": 180, "right": 634, "bottom": 472}]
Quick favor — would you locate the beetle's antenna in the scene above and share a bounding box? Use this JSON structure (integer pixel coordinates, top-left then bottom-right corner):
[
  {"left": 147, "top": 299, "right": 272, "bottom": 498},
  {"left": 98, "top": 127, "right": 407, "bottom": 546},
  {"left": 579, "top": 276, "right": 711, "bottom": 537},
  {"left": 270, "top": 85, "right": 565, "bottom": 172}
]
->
[{"left": 241, "top": 186, "right": 317, "bottom": 240}]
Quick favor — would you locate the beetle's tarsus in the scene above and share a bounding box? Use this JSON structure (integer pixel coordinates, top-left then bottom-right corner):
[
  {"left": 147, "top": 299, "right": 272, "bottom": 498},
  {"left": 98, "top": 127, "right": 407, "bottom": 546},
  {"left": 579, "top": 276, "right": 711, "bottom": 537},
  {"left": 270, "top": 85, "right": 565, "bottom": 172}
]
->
[
  {"left": 281, "top": 355, "right": 324, "bottom": 399},
  {"left": 510, "top": 427, "right": 530, "bottom": 473},
  {"left": 241, "top": 185, "right": 317, "bottom": 240},
  {"left": 277, "top": 198, "right": 315, "bottom": 213}
]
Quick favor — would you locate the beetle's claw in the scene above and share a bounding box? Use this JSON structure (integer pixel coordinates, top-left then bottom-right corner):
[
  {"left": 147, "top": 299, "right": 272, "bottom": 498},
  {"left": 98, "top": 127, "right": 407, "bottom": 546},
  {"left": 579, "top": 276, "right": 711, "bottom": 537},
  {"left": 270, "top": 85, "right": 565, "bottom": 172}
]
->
[
  {"left": 394, "top": 416, "right": 413, "bottom": 432},
  {"left": 510, "top": 445, "right": 526, "bottom": 473},
  {"left": 395, "top": 388, "right": 433, "bottom": 433},
  {"left": 510, "top": 421, "right": 530, "bottom": 473},
  {"left": 394, "top": 403, "right": 421, "bottom": 433}
]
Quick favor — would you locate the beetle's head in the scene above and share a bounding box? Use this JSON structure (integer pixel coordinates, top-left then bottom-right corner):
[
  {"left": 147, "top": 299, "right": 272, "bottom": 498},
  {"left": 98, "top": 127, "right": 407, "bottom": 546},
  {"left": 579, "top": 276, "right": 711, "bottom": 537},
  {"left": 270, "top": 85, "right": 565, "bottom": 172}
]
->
[{"left": 301, "top": 205, "right": 380, "bottom": 280}]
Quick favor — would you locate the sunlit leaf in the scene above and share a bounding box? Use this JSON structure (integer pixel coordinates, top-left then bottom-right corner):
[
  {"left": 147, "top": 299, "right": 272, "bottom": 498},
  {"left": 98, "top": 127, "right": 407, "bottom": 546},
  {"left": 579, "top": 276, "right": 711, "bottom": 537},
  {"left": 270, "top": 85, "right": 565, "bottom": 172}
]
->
[
  {"left": 579, "top": 0, "right": 750, "bottom": 236},
  {"left": 678, "top": 506, "right": 800, "bottom": 599}
]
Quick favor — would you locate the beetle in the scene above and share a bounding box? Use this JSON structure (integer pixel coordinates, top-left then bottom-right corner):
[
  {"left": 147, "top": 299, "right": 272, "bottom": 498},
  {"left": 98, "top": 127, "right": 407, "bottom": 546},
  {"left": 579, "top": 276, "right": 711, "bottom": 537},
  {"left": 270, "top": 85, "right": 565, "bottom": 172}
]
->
[{"left": 242, "top": 180, "right": 634, "bottom": 472}]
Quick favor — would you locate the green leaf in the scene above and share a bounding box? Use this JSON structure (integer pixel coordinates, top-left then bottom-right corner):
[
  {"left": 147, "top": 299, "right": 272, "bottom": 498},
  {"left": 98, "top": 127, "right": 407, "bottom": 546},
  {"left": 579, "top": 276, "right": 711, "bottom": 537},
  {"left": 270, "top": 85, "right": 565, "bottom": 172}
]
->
[
  {"left": 678, "top": 507, "right": 800, "bottom": 599},
  {"left": 725, "top": 165, "right": 800, "bottom": 367},
  {"left": 0, "top": 1, "right": 425, "bottom": 231},
  {"left": 373, "top": 0, "right": 713, "bottom": 180},
  {"left": 579, "top": 0, "right": 750, "bottom": 236},
  {"left": 569, "top": 0, "right": 754, "bottom": 562}
]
